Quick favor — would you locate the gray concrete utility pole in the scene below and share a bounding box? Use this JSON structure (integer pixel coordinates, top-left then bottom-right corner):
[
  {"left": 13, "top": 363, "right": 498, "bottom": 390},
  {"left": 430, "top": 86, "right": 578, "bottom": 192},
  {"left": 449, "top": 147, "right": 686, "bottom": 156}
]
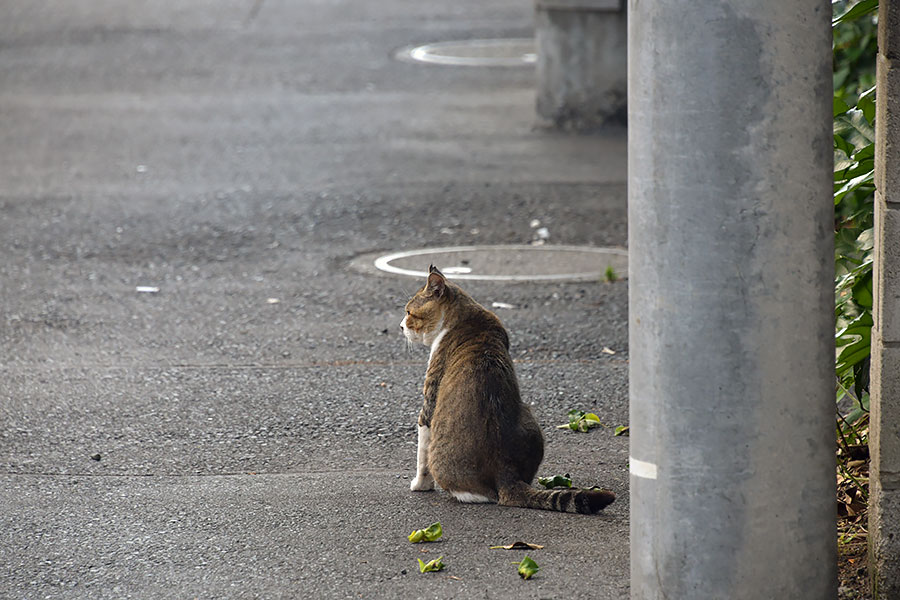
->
[
  {"left": 869, "top": 0, "right": 900, "bottom": 596},
  {"left": 627, "top": 1, "right": 836, "bottom": 598}
]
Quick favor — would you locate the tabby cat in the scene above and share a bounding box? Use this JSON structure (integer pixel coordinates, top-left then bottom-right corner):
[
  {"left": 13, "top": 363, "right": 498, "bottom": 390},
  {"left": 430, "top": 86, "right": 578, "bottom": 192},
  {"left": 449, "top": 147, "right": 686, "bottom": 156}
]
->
[{"left": 400, "top": 265, "right": 615, "bottom": 514}]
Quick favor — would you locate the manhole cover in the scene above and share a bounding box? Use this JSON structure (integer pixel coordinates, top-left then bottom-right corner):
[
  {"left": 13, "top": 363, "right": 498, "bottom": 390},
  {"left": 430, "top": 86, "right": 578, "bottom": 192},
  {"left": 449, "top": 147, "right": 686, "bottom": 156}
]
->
[
  {"left": 396, "top": 38, "right": 536, "bottom": 67},
  {"left": 350, "top": 245, "right": 628, "bottom": 283}
]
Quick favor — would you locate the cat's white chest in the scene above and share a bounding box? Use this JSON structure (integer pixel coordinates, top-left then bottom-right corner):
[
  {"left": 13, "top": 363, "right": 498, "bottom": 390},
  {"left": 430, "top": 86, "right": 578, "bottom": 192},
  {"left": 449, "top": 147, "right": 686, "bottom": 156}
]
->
[{"left": 428, "top": 328, "right": 448, "bottom": 367}]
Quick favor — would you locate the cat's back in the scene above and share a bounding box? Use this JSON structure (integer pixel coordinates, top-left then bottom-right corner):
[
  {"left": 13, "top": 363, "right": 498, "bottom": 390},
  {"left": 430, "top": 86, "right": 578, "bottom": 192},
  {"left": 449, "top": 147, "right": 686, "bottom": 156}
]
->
[
  {"left": 434, "top": 301, "right": 521, "bottom": 412},
  {"left": 441, "top": 299, "right": 512, "bottom": 365}
]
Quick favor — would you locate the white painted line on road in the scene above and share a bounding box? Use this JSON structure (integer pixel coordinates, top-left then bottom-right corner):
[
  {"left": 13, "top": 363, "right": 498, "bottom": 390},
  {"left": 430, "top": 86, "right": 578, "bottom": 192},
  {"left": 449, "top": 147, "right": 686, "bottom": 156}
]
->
[
  {"left": 396, "top": 38, "right": 537, "bottom": 67},
  {"left": 372, "top": 245, "right": 628, "bottom": 282}
]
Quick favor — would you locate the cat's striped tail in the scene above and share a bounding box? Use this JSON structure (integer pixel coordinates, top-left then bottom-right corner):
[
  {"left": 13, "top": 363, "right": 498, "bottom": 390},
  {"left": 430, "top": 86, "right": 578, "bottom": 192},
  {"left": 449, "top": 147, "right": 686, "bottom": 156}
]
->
[{"left": 498, "top": 481, "right": 615, "bottom": 514}]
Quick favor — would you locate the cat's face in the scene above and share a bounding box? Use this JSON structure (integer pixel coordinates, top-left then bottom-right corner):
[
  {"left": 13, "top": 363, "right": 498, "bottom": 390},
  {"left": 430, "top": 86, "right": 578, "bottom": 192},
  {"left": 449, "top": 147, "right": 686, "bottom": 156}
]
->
[{"left": 400, "top": 267, "right": 447, "bottom": 347}]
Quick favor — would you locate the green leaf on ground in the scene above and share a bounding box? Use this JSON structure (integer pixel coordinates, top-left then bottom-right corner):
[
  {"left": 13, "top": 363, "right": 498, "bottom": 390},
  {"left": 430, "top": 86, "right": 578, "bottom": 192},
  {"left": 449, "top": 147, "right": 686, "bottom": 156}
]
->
[
  {"left": 418, "top": 556, "right": 445, "bottom": 573},
  {"left": 614, "top": 425, "right": 630, "bottom": 436},
  {"left": 537, "top": 474, "right": 572, "bottom": 489},
  {"left": 514, "top": 556, "right": 540, "bottom": 580},
  {"left": 558, "top": 409, "right": 603, "bottom": 432},
  {"left": 408, "top": 522, "right": 443, "bottom": 543}
]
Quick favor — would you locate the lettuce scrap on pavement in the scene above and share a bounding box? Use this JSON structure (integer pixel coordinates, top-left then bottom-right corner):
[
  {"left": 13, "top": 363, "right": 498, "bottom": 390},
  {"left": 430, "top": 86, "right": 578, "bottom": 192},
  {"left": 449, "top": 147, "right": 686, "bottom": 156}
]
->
[
  {"left": 537, "top": 474, "right": 572, "bottom": 489},
  {"left": 514, "top": 556, "right": 540, "bottom": 580},
  {"left": 558, "top": 409, "right": 604, "bottom": 432},
  {"left": 418, "top": 556, "right": 445, "bottom": 573},
  {"left": 408, "top": 522, "right": 443, "bottom": 543}
]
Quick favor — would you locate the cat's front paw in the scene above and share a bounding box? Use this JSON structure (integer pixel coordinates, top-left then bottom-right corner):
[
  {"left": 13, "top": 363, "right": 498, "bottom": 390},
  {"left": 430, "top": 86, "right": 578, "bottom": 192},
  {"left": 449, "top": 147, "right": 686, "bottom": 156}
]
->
[{"left": 410, "top": 474, "right": 434, "bottom": 492}]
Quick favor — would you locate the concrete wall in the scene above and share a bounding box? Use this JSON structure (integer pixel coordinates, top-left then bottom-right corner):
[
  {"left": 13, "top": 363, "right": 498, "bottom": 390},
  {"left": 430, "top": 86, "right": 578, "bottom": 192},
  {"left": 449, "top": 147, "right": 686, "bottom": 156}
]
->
[
  {"left": 869, "top": 0, "right": 900, "bottom": 596},
  {"left": 535, "top": 0, "right": 626, "bottom": 130}
]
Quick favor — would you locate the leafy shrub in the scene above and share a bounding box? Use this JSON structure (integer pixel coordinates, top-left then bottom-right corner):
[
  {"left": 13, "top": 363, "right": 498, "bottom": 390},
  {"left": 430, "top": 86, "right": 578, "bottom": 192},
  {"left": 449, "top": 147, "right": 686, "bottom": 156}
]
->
[{"left": 833, "top": 0, "right": 877, "bottom": 444}]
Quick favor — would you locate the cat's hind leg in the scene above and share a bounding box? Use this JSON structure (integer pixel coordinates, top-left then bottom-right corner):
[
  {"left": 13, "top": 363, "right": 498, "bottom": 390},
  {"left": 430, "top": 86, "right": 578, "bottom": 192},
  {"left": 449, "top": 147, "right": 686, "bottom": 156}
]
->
[{"left": 410, "top": 425, "right": 434, "bottom": 491}]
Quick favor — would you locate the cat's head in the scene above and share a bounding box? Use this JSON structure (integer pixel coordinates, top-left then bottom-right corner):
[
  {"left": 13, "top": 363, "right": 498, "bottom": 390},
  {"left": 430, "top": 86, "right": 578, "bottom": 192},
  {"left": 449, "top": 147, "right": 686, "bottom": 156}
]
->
[{"left": 400, "top": 265, "right": 449, "bottom": 347}]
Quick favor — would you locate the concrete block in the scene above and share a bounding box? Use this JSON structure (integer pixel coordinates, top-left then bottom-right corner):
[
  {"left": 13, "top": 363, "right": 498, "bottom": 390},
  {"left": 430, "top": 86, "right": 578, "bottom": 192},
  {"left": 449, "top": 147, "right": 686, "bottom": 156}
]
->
[
  {"left": 878, "top": 0, "right": 900, "bottom": 61},
  {"left": 869, "top": 477, "right": 900, "bottom": 598},
  {"left": 875, "top": 191, "right": 886, "bottom": 330},
  {"left": 874, "top": 200, "right": 900, "bottom": 341},
  {"left": 535, "top": 6, "right": 627, "bottom": 130},
  {"left": 870, "top": 341, "right": 900, "bottom": 598},
  {"left": 870, "top": 337, "right": 900, "bottom": 477},
  {"left": 875, "top": 55, "right": 900, "bottom": 199}
]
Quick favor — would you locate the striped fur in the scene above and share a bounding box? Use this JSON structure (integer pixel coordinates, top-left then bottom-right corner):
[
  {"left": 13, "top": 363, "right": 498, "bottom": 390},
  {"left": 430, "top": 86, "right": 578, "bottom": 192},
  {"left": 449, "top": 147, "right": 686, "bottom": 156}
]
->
[{"left": 499, "top": 481, "right": 616, "bottom": 515}]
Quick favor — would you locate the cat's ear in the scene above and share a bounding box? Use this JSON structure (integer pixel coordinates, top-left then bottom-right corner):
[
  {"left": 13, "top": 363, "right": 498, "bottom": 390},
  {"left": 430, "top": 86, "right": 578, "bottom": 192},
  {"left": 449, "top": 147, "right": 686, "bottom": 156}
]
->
[{"left": 426, "top": 266, "right": 446, "bottom": 297}]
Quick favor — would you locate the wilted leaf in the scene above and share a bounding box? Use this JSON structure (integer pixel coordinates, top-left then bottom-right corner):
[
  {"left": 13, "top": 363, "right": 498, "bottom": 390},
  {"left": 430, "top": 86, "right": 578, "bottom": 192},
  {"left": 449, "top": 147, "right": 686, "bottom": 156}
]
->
[
  {"left": 514, "top": 556, "right": 540, "bottom": 580},
  {"left": 560, "top": 409, "right": 604, "bottom": 432},
  {"left": 490, "top": 541, "right": 544, "bottom": 550},
  {"left": 409, "top": 522, "right": 443, "bottom": 543},
  {"left": 418, "top": 556, "right": 445, "bottom": 573},
  {"left": 566, "top": 409, "right": 583, "bottom": 431},
  {"left": 614, "top": 425, "right": 630, "bottom": 436},
  {"left": 422, "top": 522, "right": 442, "bottom": 541},
  {"left": 537, "top": 474, "right": 572, "bottom": 489},
  {"left": 580, "top": 414, "right": 602, "bottom": 432}
]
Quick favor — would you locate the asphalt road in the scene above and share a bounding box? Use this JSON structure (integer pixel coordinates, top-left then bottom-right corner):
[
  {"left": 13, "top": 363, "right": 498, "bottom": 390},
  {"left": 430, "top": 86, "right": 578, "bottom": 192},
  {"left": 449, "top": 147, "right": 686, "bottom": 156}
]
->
[{"left": 0, "top": 1, "right": 630, "bottom": 597}]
